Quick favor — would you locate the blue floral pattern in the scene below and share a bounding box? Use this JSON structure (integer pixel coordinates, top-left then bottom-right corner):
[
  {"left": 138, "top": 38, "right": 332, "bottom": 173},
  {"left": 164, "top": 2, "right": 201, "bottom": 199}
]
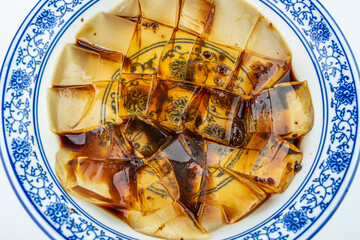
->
[
  {"left": 9, "top": 69, "right": 32, "bottom": 93},
  {"left": 282, "top": 210, "right": 308, "bottom": 233},
  {"left": 333, "top": 82, "right": 356, "bottom": 106},
  {"left": 326, "top": 150, "right": 350, "bottom": 174},
  {"left": 0, "top": 0, "right": 358, "bottom": 239},
  {"left": 309, "top": 20, "right": 331, "bottom": 43},
  {"left": 11, "top": 138, "right": 32, "bottom": 161},
  {"left": 45, "top": 201, "right": 70, "bottom": 226},
  {"left": 35, "top": 10, "right": 57, "bottom": 31}
]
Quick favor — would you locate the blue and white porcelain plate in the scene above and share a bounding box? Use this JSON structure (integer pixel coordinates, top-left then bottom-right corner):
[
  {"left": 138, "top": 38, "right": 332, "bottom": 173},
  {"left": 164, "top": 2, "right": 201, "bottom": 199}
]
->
[{"left": 1, "top": 0, "right": 359, "bottom": 239}]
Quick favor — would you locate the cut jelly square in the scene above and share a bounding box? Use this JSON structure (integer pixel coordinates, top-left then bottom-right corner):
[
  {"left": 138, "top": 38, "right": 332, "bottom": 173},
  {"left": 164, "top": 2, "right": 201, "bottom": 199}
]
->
[
  {"left": 196, "top": 168, "right": 226, "bottom": 232},
  {"left": 118, "top": 73, "right": 155, "bottom": 117},
  {"left": 86, "top": 124, "right": 132, "bottom": 160},
  {"left": 127, "top": 202, "right": 208, "bottom": 239},
  {"left": 157, "top": 29, "right": 198, "bottom": 81},
  {"left": 204, "top": 0, "right": 259, "bottom": 49},
  {"left": 56, "top": 150, "right": 140, "bottom": 209},
  {"left": 226, "top": 51, "right": 290, "bottom": 96},
  {"left": 269, "top": 82, "right": 314, "bottom": 138},
  {"left": 205, "top": 167, "right": 266, "bottom": 223},
  {"left": 178, "top": 0, "right": 214, "bottom": 36},
  {"left": 189, "top": 38, "right": 241, "bottom": 71},
  {"left": 111, "top": 0, "right": 141, "bottom": 19},
  {"left": 185, "top": 60, "right": 233, "bottom": 89},
  {"left": 77, "top": 13, "right": 137, "bottom": 55},
  {"left": 137, "top": 165, "right": 175, "bottom": 214},
  {"left": 246, "top": 16, "right": 291, "bottom": 61},
  {"left": 139, "top": 0, "right": 181, "bottom": 27},
  {"left": 246, "top": 81, "right": 314, "bottom": 138},
  {"left": 96, "top": 56, "right": 123, "bottom": 81},
  {"left": 48, "top": 81, "right": 120, "bottom": 133},
  {"left": 160, "top": 130, "right": 206, "bottom": 212},
  {"left": 122, "top": 19, "right": 174, "bottom": 74},
  {"left": 147, "top": 156, "right": 180, "bottom": 200},
  {"left": 52, "top": 44, "right": 99, "bottom": 86},
  {"left": 58, "top": 123, "right": 133, "bottom": 161},
  {"left": 53, "top": 44, "right": 121, "bottom": 85},
  {"left": 223, "top": 133, "right": 303, "bottom": 193},
  {"left": 185, "top": 38, "right": 244, "bottom": 90},
  {"left": 123, "top": 116, "right": 173, "bottom": 158},
  {"left": 183, "top": 88, "right": 243, "bottom": 145},
  {"left": 205, "top": 141, "right": 235, "bottom": 167},
  {"left": 147, "top": 80, "right": 200, "bottom": 131}
]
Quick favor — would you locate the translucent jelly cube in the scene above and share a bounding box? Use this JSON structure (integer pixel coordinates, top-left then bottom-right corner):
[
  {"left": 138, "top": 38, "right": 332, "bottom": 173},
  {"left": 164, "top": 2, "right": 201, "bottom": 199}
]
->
[
  {"left": 56, "top": 150, "right": 140, "bottom": 209},
  {"left": 157, "top": 208, "right": 207, "bottom": 240},
  {"left": 189, "top": 38, "right": 241, "bottom": 71},
  {"left": 48, "top": 86, "right": 92, "bottom": 133},
  {"left": 77, "top": 13, "right": 136, "bottom": 55},
  {"left": 52, "top": 44, "right": 123, "bottom": 86},
  {"left": 245, "top": 87, "right": 272, "bottom": 133},
  {"left": 146, "top": 156, "right": 180, "bottom": 200},
  {"left": 52, "top": 44, "right": 98, "bottom": 85},
  {"left": 223, "top": 133, "right": 303, "bottom": 193},
  {"left": 246, "top": 16, "right": 291, "bottom": 61},
  {"left": 58, "top": 123, "right": 133, "bottom": 160},
  {"left": 205, "top": 141, "right": 235, "bottom": 167},
  {"left": 48, "top": 81, "right": 120, "bottom": 133},
  {"left": 246, "top": 81, "right": 314, "bottom": 138},
  {"left": 122, "top": 19, "right": 174, "bottom": 74},
  {"left": 185, "top": 60, "right": 233, "bottom": 89},
  {"left": 204, "top": 167, "right": 266, "bottom": 223},
  {"left": 204, "top": 0, "right": 259, "bottom": 49},
  {"left": 147, "top": 80, "right": 200, "bottom": 131},
  {"left": 118, "top": 74, "right": 155, "bottom": 117},
  {"left": 137, "top": 165, "right": 175, "bottom": 214},
  {"left": 123, "top": 116, "right": 173, "bottom": 158},
  {"left": 95, "top": 56, "right": 123, "bottom": 81},
  {"left": 184, "top": 88, "right": 242, "bottom": 145},
  {"left": 157, "top": 29, "right": 198, "bottom": 81},
  {"left": 139, "top": 0, "right": 181, "bottom": 27},
  {"left": 111, "top": 0, "right": 140, "bottom": 19},
  {"left": 270, "top": 82, "right": 314, "bottom": 138},
  {"left": 160, "top": 130, "right": 206, "bottom": 211},
  {"left": 178, "top": 0, "right": 214, "bottom": 36},
  {"left": 128, "top": 202, "right": 209, "bottom": 240},
  {"left": 196, "top": 168, "right": 226, "bottom": 231},
  {"left": 226, "top": 51, "right": 290, "bottom": 97}
]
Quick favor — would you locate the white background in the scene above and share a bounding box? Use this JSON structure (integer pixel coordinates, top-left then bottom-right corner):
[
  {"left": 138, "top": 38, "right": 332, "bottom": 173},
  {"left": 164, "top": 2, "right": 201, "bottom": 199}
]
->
[{"left": 0, "top": 0, "right": 359, "bottom": 239}]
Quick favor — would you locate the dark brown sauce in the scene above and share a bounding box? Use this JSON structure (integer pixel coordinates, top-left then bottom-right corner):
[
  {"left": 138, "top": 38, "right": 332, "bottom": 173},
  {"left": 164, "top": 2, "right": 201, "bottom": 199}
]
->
[
  {"left": 277, "top": 67, "right": 300, "bottom": 84},
  {"left": 287, "top": 136, "right": 303, "bottom": 149},
  {"left": 59, "top": 132, "right": 86, "bottom": 151}
]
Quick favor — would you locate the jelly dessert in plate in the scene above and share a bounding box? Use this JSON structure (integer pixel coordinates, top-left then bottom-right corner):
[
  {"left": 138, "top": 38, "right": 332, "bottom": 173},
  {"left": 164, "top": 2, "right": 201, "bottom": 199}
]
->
[
  {"left": 48, "top": 0, "right": 314, "bottom": 239},
  {"left": 1, "top": 0, "right": 359, "bottom": 239}
]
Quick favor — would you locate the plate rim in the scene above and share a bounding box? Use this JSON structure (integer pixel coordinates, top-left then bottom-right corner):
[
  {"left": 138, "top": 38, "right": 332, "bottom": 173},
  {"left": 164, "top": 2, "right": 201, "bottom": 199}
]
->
[{"left": 0, "top": 0, "right": 359, "bottom": 239}]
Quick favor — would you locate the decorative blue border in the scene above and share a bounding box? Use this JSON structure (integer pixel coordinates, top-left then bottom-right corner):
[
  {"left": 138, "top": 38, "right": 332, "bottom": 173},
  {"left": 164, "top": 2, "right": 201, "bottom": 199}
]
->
[{"left": 0, "top": 0, "right": 359, "bottom": 239}]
